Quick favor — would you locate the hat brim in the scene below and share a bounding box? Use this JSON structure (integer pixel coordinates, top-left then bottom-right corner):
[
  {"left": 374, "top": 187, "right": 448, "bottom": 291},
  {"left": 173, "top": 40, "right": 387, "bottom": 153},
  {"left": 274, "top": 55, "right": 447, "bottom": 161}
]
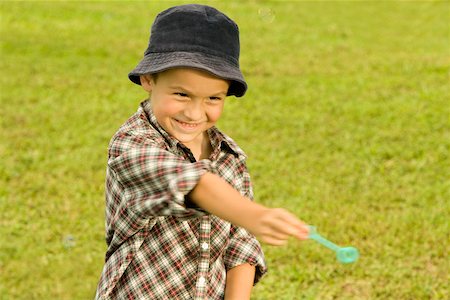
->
[{"left": 128, "top": 51, "right": 247, "bottom": 97}]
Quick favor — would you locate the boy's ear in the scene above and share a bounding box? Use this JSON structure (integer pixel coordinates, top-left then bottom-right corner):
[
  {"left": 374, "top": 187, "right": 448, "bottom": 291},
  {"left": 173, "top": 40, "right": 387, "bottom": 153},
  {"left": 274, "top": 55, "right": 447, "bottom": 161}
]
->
[{"left": 140, "top": 75, "right": 153, "bottom": 93}]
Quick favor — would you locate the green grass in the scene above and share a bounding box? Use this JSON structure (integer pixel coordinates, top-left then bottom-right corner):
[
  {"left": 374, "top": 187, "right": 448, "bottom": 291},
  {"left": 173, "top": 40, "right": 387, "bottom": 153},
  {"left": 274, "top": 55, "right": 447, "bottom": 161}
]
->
[{"left": 1, "top": 1, "right": 449, "bottom": 299}]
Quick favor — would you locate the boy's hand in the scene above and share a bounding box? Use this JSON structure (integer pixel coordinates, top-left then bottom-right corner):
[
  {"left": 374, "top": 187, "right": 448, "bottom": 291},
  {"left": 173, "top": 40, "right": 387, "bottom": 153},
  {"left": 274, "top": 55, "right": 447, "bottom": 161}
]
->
[{"left": 248, "top": 207, "right": 309, "bottom": 246}]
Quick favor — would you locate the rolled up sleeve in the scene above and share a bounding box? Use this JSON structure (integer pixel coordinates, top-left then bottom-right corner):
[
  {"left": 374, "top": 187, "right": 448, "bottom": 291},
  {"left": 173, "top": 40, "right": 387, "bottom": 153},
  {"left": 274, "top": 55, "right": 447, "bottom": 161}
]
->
[
  {"left": 109, "top": 144, "right": 212, "bottom": 220},
  {"left": 224, "top": 225, "right": 267, "bottom": 284}
]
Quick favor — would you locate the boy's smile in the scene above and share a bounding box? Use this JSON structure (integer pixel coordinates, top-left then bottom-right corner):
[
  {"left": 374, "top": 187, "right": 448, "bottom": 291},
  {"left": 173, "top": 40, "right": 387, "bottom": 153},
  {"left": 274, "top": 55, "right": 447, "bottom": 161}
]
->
[{"left": 141, "top": 68, "right": 229, "bottom": 153}]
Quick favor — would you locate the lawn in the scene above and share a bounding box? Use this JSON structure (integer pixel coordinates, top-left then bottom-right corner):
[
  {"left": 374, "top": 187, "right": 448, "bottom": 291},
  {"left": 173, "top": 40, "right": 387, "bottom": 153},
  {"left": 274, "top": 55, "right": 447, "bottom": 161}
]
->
[{"left": 1, "top": 1, "right": 449, "bottom": 299}]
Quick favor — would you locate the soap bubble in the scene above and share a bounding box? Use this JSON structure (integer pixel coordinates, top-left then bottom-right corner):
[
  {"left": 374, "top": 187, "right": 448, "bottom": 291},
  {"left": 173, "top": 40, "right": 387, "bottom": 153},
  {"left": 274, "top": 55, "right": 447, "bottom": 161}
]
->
[
  {"left": 258, "top": 8, "right": 275, "bottom": 23},
  {"left": 62, "top": 234, "right": 76, "bottom": 249}
]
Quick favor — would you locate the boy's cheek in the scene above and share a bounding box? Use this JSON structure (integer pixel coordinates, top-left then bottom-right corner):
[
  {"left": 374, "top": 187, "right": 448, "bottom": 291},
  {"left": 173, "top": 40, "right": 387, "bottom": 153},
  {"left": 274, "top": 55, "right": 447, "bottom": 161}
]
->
[
  {"left": 208, "top": 106, "right": 225, "bottom": 123},
  {"left": 153, "top": 101, "right": 182, "bottom": 117}
]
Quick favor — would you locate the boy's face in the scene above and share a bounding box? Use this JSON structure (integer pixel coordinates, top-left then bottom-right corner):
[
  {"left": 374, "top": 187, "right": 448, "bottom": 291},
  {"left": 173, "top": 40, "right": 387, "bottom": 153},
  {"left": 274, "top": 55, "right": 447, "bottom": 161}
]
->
[{"left": 141, "top": 68, "right": 229, "bottom": 150}]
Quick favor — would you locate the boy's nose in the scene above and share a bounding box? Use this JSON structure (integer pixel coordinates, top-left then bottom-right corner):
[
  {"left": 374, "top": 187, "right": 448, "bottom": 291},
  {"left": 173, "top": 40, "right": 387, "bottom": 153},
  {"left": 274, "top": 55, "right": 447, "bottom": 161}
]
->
[{"left": 184, "top": 100, "right": 204, "bottom": 121}]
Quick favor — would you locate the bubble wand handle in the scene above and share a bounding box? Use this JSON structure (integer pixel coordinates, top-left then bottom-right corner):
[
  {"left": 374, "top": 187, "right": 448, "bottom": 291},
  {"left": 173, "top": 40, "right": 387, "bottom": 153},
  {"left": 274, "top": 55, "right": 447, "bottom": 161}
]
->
[
  {"left": 308, "top": 226, "right": 359, "bottom": 264},
  {"left": 309, "top": 231, "right": 340, "bottom": 252}
]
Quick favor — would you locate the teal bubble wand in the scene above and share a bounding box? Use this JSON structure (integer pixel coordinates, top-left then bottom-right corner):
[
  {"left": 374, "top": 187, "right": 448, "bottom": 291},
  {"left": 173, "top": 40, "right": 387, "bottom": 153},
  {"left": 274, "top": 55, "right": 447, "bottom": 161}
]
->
[{"left": 308, "top": 226, "right": 359, "bottom": 264}]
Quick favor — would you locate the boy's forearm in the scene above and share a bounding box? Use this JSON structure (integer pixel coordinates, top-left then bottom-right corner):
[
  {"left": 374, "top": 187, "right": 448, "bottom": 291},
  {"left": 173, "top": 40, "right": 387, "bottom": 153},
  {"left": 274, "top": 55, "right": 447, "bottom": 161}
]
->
[
  {"left": 189, "top": 172, "right": 309, "bottom": 245},
  {"left": 224, "top": 263, "right": 255, "bottom": 300},
  {"left": 188, "top": 172, "right": 267, "bottom": 232}
]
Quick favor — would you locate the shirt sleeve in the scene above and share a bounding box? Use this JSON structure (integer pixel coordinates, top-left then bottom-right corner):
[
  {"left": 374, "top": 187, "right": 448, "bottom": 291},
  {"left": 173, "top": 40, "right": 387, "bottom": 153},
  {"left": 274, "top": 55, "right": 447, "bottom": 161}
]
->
[
  {"left": 108, "top": 141, "right": 211, "bottom": 220},
  {"left": 224, "top": 225, "right": 267, "bottom": 284}
]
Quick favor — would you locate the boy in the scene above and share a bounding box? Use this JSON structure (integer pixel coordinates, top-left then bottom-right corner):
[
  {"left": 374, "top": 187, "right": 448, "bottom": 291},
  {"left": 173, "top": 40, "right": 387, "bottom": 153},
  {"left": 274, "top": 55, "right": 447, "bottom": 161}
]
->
[{"left": 96, "top": 4, "right": 309, "bottom": 299}]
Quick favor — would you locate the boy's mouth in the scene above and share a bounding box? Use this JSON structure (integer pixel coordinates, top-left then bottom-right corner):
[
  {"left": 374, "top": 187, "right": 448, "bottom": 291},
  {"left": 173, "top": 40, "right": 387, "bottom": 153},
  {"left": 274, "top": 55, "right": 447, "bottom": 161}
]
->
[{"left": 173, "top": 118, "right": 202, "bottom": 130}]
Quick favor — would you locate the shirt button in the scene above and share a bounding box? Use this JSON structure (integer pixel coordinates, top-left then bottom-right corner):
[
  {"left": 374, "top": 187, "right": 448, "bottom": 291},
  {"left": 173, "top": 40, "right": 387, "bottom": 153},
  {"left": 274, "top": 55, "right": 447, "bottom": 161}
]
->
[
  {"left": 201, "top": 242, "right": 209, "bottom": 250},
  {"left": 198, "top": 276, "right": 206, "bottom": 287}
]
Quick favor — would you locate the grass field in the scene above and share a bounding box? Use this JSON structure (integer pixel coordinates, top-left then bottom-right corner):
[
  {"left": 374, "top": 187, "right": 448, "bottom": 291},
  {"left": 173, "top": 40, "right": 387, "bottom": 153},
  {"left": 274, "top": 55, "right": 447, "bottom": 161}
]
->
[{"left": 1, "top": 1, "right": 449, "bottom": 299}]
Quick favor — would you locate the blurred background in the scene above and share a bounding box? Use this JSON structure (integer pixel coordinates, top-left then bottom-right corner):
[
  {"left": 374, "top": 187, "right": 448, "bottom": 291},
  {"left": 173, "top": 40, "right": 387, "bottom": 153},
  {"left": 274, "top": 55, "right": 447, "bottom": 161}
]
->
[{"left": 1, "top": 1, "right": 449, "bottom": 299}]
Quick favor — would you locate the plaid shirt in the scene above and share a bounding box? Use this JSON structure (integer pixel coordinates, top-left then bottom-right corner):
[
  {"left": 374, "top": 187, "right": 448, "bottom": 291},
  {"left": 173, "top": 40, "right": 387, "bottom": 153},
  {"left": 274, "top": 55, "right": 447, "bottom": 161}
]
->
[{"left": 95, "top": 100, "right": 266, "bottom": 299}]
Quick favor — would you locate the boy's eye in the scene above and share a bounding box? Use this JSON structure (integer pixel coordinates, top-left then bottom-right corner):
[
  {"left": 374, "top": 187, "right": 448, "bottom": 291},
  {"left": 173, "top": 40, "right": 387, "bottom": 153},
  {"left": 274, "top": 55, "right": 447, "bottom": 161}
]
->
[
  {"left": 209, "top": 97, "right": 222, "bottom": 101},
  {"left": 175, "top": 92, "right": 188, "bottom": 97}
]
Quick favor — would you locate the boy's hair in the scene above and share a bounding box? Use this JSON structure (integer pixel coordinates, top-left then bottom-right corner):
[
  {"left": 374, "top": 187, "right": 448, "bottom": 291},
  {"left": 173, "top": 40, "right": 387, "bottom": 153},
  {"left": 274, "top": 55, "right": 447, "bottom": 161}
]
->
[
  {"left": 147, "top": 73, "right": 158, "bottom": 83},
  {"left": 129, "top": 4, "right": 247, "bottom": 97}
]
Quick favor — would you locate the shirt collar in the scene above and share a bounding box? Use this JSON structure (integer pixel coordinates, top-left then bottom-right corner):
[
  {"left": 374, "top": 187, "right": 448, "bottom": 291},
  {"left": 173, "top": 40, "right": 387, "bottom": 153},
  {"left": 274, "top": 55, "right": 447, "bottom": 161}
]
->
[
  {"left": 207, "top": 126, "right": 247, "bottom": 159},
  {"left": 140, "top": 100, "right": 179, "bottom": 150}
]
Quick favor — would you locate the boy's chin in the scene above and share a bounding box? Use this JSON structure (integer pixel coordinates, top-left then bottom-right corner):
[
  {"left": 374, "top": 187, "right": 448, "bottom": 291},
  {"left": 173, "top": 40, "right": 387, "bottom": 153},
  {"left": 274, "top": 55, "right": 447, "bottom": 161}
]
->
[
  {"left": 175, "top": 133, "right": 206, "bottom": 148},
  {"left": 173, "top": 134, "right": 198, "bottom": 144}
]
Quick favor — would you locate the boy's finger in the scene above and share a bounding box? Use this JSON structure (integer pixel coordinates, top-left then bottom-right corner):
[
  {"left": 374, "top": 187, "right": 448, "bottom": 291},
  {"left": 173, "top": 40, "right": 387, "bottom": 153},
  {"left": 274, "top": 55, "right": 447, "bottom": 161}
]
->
[
  {"left": 268, "top": 217, "right": 306, "bottom": 239},
  {"left": 261, "top": 236, "right": 288, "bottom": 246},
  {"left": 274, "top": 210, "right": 309, "bottom": 237},
  {"left": 265, "top": 230, "right": 290, "bottom": 241}
]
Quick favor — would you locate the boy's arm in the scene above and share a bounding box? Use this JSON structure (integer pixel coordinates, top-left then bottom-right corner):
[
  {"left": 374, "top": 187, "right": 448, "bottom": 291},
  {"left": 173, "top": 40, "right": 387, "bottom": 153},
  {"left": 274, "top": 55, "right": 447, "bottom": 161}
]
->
[
  {"left": 224, "top": 263, "right": 255, "bottom": 300},
  {"left": 189, "top": 172, "right": 309, "bottom": 245}
]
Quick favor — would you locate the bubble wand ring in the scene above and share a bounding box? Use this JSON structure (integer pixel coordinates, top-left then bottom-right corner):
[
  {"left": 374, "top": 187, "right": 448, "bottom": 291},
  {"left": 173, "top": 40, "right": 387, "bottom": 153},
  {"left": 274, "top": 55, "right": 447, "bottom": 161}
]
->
[{"left": 308, "top": 226, "right": 359, "bottom": 264}]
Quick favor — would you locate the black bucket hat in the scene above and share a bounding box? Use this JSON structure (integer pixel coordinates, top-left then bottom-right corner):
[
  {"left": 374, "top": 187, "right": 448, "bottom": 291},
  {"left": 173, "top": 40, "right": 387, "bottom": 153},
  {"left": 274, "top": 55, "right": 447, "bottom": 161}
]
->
[{"left": 128, "top": 4, "right": 247, "bottom": 97}]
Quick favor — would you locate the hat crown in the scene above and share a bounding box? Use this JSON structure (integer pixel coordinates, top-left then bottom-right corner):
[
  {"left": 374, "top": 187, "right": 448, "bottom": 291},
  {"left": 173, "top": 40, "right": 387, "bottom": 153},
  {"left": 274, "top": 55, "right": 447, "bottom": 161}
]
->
[{"left": 145, "top": 4, "right": 240, "bottom": 66}]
